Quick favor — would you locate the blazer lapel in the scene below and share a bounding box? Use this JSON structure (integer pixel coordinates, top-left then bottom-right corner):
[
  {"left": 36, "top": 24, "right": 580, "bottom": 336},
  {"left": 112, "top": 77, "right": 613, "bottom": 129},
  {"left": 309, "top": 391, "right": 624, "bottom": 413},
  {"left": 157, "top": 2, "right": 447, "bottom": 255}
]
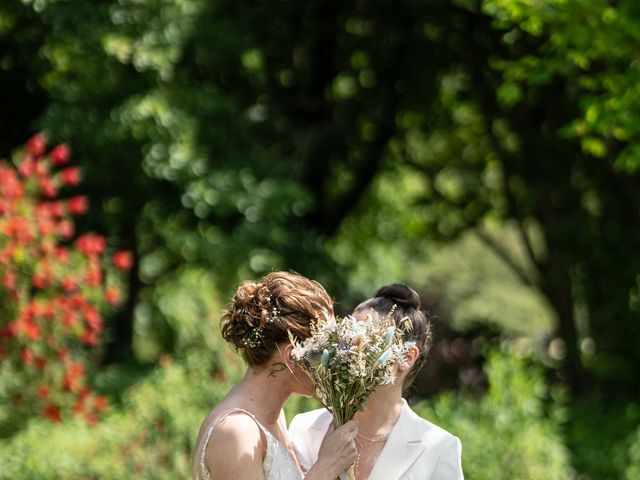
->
[{"left": 367, "top": 400, "right": 426, "bottom": 480}]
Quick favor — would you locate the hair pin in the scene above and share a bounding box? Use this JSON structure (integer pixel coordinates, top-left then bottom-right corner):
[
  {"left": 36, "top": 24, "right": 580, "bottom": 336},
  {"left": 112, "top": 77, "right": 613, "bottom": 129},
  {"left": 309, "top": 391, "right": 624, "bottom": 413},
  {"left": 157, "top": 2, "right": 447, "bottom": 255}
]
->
[{"left": 244, "top": 325, "right": 264, "bottom": 349}]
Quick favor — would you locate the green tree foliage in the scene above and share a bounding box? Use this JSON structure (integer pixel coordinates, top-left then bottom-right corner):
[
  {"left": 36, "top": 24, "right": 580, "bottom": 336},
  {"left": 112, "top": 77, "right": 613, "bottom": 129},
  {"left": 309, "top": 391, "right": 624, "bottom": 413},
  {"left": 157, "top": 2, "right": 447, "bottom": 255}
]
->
[
  {"left": 627, "top": 426, "right": 640, "bottom": 480},
  {"left": 474, "top": 0, "right": 640, "bottom": 398},
  {"left": 1, "top": 0, "right": 638, "bottom": 421}
]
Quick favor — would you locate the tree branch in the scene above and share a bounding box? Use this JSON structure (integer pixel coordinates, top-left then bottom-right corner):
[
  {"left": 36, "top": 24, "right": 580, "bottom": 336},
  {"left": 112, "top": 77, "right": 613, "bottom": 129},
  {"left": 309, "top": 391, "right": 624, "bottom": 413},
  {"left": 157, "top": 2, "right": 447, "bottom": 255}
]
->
[
  {"left": 402, "top": 149, "right": 537, "bottom": 288},
  {"left": 484, "top": 120, "right": 543, "bottom": 280},
  {"left": 472, "top": 226, "right": 536, "bottom": 288}
]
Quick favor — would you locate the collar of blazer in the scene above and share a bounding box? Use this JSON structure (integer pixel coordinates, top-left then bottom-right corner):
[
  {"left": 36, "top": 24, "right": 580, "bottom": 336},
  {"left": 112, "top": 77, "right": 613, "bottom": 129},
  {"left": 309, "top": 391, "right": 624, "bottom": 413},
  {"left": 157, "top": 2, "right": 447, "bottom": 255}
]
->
[{"left": 309, "top": 399, "right": 426, "bottom": 480}]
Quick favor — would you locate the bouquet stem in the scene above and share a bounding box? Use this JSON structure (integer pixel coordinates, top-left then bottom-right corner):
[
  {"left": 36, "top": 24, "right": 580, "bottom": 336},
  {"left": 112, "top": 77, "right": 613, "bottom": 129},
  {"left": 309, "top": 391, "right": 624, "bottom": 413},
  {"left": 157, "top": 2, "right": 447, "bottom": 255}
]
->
[
  {"left": 343, "top": 464, "right": 356, "bottom": 480},
  {"left": 333, "top": 413, "right": 357, "bottom": 480}
]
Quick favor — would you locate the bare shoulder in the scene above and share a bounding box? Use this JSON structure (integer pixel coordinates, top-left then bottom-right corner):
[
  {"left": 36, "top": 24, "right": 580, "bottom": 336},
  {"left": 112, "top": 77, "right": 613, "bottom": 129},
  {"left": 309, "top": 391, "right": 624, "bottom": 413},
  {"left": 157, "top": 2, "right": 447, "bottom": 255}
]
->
[{"left": 201, "top": 413, "right": 266, "bottom": 479}]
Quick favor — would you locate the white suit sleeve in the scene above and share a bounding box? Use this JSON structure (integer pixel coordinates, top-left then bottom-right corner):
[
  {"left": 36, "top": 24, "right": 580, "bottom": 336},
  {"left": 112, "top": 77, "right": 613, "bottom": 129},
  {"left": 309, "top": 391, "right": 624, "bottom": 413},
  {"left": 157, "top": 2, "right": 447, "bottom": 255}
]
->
[
  {"left": 433, "top": 435, "right": 464, "bottom": 480},
  {"left": 288, "top": 414, "right": 315, "bottom": 473}
]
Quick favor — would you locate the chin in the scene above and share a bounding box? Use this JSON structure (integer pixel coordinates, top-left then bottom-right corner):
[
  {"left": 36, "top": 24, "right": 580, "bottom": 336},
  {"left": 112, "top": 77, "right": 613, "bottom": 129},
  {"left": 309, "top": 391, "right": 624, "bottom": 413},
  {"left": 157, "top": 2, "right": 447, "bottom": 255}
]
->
[
  {"left": 290, "top": 379, "right": 315, "bottom": 397},
  {"left": 295, "top": 382, "right": 315, "bottom": 397}
]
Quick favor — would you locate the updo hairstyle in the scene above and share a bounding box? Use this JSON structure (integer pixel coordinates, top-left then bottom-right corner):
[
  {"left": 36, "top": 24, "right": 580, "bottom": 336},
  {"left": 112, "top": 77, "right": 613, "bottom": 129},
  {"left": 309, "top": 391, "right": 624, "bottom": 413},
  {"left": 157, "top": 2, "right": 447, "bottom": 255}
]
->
[
  {"left": 354, "top": 283, "right": 433, "bottom": 389},
  {"left": 221, "top": 271, "right": 333, "bottom": 367}
]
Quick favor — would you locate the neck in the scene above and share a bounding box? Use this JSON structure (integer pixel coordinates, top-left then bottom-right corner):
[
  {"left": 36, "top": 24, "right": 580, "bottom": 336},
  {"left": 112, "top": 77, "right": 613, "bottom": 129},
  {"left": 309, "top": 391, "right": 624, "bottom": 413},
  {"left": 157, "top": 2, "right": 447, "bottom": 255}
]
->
[
  {"left": 355, "top": 384, "right": 404, "bottom": 436},
  {"left": 233, "top": 366, "right": 291, "bottom": 424}
]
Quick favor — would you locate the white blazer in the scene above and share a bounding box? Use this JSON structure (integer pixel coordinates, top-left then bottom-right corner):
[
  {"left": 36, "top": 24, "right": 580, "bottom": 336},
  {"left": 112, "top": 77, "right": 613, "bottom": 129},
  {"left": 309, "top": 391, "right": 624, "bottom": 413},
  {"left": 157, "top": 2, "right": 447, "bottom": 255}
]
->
[{"left": 289, "top": 399, "right": 463, "bottom": 480}]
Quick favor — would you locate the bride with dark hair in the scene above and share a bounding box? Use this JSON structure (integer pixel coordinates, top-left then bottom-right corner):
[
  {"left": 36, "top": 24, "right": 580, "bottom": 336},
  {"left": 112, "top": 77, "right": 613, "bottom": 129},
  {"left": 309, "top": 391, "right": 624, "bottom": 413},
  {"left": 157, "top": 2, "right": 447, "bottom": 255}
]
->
[
  {"left": 289, "top": 284, "right": 464, "bottom": 480},
  {"left": 192, "top": 271, "right": 358, "bottom": 480}
]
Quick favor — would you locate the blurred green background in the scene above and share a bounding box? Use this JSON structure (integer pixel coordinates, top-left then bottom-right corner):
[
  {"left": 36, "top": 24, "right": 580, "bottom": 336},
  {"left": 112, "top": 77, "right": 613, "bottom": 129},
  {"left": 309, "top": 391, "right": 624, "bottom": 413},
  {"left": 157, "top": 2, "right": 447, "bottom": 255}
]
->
[{"left": 1, "top": 0, "right": 640, "bottom": 478}]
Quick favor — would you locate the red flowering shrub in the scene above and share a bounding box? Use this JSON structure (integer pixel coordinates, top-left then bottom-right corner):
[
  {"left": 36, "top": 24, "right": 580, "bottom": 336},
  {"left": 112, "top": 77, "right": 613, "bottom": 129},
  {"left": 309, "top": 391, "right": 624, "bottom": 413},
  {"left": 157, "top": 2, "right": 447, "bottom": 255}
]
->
[{"left": 0, "top": 134, "right": 132, "bottom": 429}]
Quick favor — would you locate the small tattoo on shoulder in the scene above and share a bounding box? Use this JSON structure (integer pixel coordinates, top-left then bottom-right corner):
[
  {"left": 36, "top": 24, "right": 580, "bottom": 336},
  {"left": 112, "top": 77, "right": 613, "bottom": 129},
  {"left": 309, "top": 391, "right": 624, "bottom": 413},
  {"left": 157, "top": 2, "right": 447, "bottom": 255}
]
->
[{"left": 268, "top": 362, "right": 287, "bottom": 377}]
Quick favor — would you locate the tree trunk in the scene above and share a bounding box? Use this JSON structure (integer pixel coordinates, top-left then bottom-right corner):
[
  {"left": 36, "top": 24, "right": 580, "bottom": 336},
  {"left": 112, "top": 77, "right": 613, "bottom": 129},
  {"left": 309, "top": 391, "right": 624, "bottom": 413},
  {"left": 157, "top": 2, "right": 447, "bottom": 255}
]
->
[
  {"left": 540, "top": 260, "right": 587, "bottom": 396},
  {"left": 103, "top": 247, "right": 140, "bottom": 365}
]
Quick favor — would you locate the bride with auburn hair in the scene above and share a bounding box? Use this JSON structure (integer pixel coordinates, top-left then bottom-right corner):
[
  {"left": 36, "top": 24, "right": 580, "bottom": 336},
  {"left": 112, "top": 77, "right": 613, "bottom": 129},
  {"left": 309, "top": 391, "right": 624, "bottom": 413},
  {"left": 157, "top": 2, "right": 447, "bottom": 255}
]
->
[{"left": 192, "top": 271, "right": 358, "bottom": 480}]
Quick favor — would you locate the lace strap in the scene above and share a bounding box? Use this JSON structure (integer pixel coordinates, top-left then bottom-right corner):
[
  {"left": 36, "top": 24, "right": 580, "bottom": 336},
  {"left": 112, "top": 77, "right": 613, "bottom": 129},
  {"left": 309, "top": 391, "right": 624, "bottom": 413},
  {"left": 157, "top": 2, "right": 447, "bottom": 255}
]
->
[
  {"left": 198, "top": 408, "right": 271, "bottom": 477},
  {"left": 198, "top": 425, "right": 215, "bottom": 480}
]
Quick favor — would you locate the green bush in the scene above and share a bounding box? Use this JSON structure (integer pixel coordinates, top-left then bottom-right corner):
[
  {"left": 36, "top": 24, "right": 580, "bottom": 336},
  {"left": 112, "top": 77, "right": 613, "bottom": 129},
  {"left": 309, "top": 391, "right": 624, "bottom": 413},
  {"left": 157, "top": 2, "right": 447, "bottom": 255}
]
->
[
  {"left": 9, "top": 346, "right": 635, "bottom": 480},
  {"left": 414, "top": 349, "right": 573, "bottom": 480},
  {"left": 0, "top": 348, "right": 241, "bottom": 480},
  {"left": 567, "top": 396, "right": 639, "bottom": 480}
]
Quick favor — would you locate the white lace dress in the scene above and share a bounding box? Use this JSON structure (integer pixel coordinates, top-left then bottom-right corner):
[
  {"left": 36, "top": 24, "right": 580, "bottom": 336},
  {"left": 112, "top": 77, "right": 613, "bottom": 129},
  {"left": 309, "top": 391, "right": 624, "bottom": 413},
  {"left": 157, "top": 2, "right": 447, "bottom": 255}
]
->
[{"left": 196, "top": 408, "right": 304, "bottom": 480}]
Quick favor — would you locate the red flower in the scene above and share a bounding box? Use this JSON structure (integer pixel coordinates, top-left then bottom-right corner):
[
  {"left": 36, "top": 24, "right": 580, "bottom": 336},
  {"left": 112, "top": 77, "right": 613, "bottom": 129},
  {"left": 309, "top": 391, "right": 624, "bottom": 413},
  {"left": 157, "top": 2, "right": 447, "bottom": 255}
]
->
[
  {"left": 39, "top": 177, "right": 58, "bottom": 198},
  {"left": 63, "top": 376, "right": 75, "bottom": 391},
  {"left": 68, "top": 196, "right": 88, "bottom": 215},
  {"left": 84, "top": 306, "right": 103, "bottom": 331},
  {"left": 1, "top": 136, "right": 125, "bottom": 424},
  {"left": 18, "top": 157, "right": 35, "bottom": 178},
  {"left": 105, "top": 287, "right": 122, "bottom": 305},
  {"left": 58, "top": 219, "right": 74, "bottom": 239},
  {"left": 76, "top": 234, "right": 106, "bottom": 256},
  {"left": 41, "top": 238, "right": 55, "bottom": 256},
  {"left": 73, "top": 397, "right": 86, "bottom": 414},
  {"left": 2, "top": 271, "right": 16, "bottom": 290},
  {"left": 0, "top": 199, "right": 12, "bottom": 215},
  {"left": 62, "top": 310, "right": 77, "bottom": 327},
  {"left": 94, "top": 395, "right": 108, "bottom": 412},
  {"left": 86, "top": 266, "right": 103, "bottom": 286},
  {"left": 26, "top": 133, "right": 46, "bottom": 157},
  {"left": 38, "top": 218, "right": 56, "bottom": 236},
  {"left": 59, "top": 167, "right": 81, "bottom": 186},
  {"left": 68, "top": 362, "right": 85, "bottom": 379},
  {"left": 62, "top": 277, "right": 77, "bottom": 292},
  {"left": 1, "top": 322, "right": 17, "bottom": 338},
  {"left": 35, "top": 357, "right": 47, "bottom": 370},
  {"left": 21, "top": 348, "right": 34, "bottom": 365},
  {"left": 23, "top": 322, "right": 41, "bottom": 341},
  {"left": 50, "top": 144, "right": 70, "bottom": 165},
  {"left": 55, "top": 247, "right": 70, "bottom": 263},
  {"left": 81, "top": 330, "right": 99, "bottom": 346},
  {"left": 68, "top": 294, "right": 86, "bottom": 309},
  {"left": 0, "top": 166, "right": 25, "bottom": 197},
  {"left": 40, "top": 301, "right": 55, "bottom": 318},
  {"left": 39, "top": 201, "right": 65, "bottom": 217},
  {"left": 113, "top": 251, "right": 133, "bottom": 270},
  {"left": 35, "top": 160, "right": 49, "bottom": 177},
  {"left": 32, "top": 274, "right": 49, "bottom": 289},
  {"left": 3, "top": 217, "right": 33, "bottom": 243},
  {"left": 78, "top": 387, "right": 91, "bottom": 400},
  {"left": 42, "top": 404, "right": 62, "bottom": 423},
  {"left": 37, "top": 385, "right": 49, "bottom": 400},
  {"left": 31, "top": 263, "right": 52, "bottom": 288}
]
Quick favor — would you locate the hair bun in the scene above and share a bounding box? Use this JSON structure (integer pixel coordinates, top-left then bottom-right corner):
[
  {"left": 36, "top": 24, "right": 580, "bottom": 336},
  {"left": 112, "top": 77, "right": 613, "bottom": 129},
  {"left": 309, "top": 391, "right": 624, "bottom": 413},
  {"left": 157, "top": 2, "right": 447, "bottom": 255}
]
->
[
  {"left": 221, "top": 280, "right": 267, "bottom": 350},
  {"left": 220, "top": 271, "right": 334, "bottom": 367},
  {"left": 374, "top": 283, "right": 421, "bottom": 310}
]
